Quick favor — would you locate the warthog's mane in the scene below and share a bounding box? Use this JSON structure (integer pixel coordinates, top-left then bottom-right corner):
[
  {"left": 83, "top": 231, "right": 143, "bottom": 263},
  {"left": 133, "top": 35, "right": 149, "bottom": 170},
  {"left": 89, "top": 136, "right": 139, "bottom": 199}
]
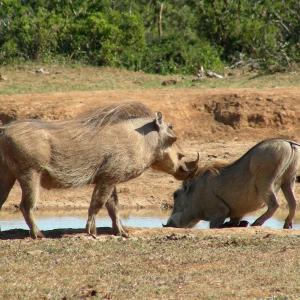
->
[
  {"left": 193, "top": 161, "right": 229, "bottom": 178},
  {"left": 76, "top": 101, "right": 153, "bottom": 128},
  {"left": 181, "top": 161, "right": 229, "bottom": 190}
]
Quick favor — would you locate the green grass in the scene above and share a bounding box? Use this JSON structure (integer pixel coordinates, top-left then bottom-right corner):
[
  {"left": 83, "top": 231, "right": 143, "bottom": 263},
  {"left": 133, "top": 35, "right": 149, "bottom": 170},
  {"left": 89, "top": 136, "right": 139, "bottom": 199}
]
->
[{"left": 0, "top": 62, "right": 300, "bottom": 95}]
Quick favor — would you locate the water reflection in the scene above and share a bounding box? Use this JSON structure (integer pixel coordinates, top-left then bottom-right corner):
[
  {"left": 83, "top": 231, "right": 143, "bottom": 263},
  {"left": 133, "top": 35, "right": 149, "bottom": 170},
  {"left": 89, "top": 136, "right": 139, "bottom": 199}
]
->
[{"left": 1, "top": 209, "right": 300, "bottom": 231}]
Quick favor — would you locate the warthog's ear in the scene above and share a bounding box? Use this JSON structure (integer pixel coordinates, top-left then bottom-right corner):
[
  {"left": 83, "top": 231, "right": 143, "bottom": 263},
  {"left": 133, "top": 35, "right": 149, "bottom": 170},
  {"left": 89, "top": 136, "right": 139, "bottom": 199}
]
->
[
  {"left": 155, "top": 111, "right": 163, "bottom": 126},
  {"left": 154, "top": 111, "right": 177, "bottom": 145}
]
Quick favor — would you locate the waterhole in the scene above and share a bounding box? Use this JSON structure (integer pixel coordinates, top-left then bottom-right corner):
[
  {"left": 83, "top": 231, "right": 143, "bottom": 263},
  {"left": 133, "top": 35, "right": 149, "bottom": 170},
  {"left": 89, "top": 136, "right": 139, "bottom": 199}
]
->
[{"left": 1, "top": 209, "right": 300, "bottom": 231}]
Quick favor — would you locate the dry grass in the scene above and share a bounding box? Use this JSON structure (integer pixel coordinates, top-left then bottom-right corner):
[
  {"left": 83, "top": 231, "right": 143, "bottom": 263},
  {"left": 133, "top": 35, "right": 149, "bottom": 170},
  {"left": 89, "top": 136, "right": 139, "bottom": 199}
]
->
[{"left": 0, "top": 228, "right": 299, "bottom": 299}]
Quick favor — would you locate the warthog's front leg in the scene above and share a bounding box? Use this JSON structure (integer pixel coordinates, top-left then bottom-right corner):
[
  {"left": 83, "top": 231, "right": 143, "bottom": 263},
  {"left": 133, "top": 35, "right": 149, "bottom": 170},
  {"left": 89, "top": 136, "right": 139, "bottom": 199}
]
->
[
  {"left": 19, "top": 170, "right": 44, "bottom": 239},
  {"left": 0, "top": 165, "right": 16, "bottom": 210},
  {"left": 222, "top": 217, "right": 241, "bottom": 228},
  {"left": 209, "top": 217, "right": 227, "bottom": 228},
  {"left": 209, "top": 196, "right": 230, "bottom": 229},
  {"left": 86, "top": 184, "right": 114, "bottom": 236},
  {"left": 222, "top": 218, "right": 249, "bottom": 228},
  {"left": 105, "top": 187, "right": 128, "bottom": 238}
]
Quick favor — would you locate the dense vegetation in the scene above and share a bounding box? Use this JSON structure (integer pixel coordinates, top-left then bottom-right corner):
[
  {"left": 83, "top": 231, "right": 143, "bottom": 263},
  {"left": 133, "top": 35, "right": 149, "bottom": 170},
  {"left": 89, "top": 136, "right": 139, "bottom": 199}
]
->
[{"left": 0, "top": 0, "right": 299, "bottom": 74}]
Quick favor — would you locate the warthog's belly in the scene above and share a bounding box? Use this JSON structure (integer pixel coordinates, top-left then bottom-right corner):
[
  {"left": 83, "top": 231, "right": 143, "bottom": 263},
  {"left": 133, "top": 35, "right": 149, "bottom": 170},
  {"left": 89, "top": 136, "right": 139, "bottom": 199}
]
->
[
  {"left": 217, "top": 175, "right": 265, "bottom": 217},
  {"left": 40, "top": 171, "right": 71, "bottom": 189},
  {"left": 229, "top": 195, "right": 265, "bottom": 217}
]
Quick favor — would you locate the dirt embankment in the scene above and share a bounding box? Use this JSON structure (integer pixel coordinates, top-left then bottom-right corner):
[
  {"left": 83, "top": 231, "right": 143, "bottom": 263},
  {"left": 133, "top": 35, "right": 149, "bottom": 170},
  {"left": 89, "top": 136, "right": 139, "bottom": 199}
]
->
[
  {"left": 1, "top": 88, "right": 300, "bottom": 140},
  {"left": 1, "top": 88, "right": 300, "bottom": 210}
]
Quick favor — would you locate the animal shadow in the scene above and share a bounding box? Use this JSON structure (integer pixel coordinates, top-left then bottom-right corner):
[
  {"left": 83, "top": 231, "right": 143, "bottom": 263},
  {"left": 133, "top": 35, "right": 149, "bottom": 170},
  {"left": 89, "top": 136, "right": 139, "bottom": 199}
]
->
[{"left": 0, "top": 227, "right": 114, "bottom": 240}]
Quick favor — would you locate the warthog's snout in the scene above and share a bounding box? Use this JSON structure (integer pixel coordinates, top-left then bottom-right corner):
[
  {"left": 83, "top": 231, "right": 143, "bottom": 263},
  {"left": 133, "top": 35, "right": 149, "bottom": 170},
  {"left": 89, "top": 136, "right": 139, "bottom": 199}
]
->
[
  {"left": 162, "top": 212, "right": 182, "bottom": 228},
  {"left": 162, "top": 219, "right": 177, "bottom": 228}
]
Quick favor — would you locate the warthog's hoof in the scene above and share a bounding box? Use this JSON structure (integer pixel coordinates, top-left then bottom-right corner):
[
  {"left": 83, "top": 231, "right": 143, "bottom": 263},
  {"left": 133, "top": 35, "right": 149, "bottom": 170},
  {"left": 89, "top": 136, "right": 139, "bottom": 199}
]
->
[
  {"left": 119, "top": 232, "right": 129, "bottom": 238},
  {"left": 283, "top": 221, "right": 292, "bottom": 229},
  {"left": 221, "top": 221, "right": 233, "bottom": 228},
  {"left": 86, "top": 220, "right": 97, "bottom": 236},
  {"left": 113, "top": 227, "right": 129, "bottom": 238},
  {"left": 31, "top": 230, "right": 45, "bottom": 239},
  {"left": 238, "top": 220, "right": 249, "bottom": 227},
  {"left": 222, "top": 220, "right": 249, "bottom": 228}
]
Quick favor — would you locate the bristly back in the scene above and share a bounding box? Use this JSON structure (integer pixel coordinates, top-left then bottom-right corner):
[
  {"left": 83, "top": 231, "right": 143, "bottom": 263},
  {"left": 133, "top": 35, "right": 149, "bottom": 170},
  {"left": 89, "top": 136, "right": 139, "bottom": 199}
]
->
[
  {"left": 181, "top": 161, "right": 228, "bottom": 190},
  {"left": 77, "top": 102, "right": 153, "bottom": 128},
  {"left": 192, "top": 161, "right": 229, "bottom": 178}
]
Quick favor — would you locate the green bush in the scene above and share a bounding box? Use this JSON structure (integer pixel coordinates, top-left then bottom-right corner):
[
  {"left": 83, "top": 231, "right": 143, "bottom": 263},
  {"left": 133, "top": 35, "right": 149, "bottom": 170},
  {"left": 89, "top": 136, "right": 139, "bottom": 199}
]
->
[
  {"left": 57, "top": 11, "right": 145, "bottom": 68},
  {"left": 143, "top": 35, "right": 223, "bottom": 74},
  {"left": 0, "top": 0, "right": 299, "bottom": 73}
]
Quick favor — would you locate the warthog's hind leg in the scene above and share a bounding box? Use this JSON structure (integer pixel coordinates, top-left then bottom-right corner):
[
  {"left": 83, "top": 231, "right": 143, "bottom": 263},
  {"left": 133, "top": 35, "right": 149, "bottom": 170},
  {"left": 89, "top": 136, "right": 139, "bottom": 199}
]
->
[
  {"left": 105, "top": 187, "right": 128, "bottom": 237},
  {"left": 251, "top": 190, "right": 279, "bottom": 227},
  {"left": 86, "top": 184, "right": 114, "bottom": 236},
  {"left": 19, "top": 170, "right": 44, "bottom": 239},
  {"left": 281, "top": 180, "right": 297, "bottom": 229},
  {"left": 0, "top": 166, "right": 16, "bottom": 209}
]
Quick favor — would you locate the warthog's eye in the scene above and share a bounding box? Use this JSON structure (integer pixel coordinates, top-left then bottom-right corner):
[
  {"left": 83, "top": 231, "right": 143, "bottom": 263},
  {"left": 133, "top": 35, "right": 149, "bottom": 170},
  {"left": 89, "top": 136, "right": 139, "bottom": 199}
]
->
[
  {"left": 177, "top": 153, "right": 185, "bottom": 160},
  {"left": 168, "top": 123, "right": 173, "bottom": 130}
]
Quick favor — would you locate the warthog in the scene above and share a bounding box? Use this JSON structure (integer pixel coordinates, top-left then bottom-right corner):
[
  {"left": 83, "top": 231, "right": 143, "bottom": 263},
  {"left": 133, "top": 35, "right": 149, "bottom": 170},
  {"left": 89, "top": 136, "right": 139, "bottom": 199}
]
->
[
  {"left": 164, "top": 138, "right": 300, "bottom": 229},
  {"left": 0, "top": 102, "right": 198, "bottom": 238}
]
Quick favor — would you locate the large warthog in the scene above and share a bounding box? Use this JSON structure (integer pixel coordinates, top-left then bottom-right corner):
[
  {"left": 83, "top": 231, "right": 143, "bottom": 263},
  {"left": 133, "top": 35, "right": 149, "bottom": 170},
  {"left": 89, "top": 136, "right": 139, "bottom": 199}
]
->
[
  {"left": 165, "top": 139, "right": 300, "bottom": 229},
  {"left": 0, "top": 102, "right": 198, "bottom": 238}
]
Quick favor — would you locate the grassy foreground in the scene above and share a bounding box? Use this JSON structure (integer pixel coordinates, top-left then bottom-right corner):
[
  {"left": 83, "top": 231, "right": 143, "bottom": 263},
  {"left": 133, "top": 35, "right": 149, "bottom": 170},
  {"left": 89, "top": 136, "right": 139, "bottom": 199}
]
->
[
  {"left": 0, "top": 228, "right": 299, "bottom": 299},
  {"left": 1, "top": 63, "right": 300, "bottom": 95}
]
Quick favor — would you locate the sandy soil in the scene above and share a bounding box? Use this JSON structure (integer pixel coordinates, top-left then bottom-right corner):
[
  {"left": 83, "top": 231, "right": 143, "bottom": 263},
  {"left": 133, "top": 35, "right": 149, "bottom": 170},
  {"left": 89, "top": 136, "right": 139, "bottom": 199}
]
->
[{"left": 1, "top": 88, "right": 300, "bottom": 211}]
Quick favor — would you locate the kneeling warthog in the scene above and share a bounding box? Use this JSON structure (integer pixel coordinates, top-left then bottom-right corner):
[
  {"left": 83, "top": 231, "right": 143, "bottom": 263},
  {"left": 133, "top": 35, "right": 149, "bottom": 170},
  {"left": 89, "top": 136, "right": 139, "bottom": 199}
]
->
[
  {"left": 0, "top": 102, "right": 198, "bottom": 238},
  {"left": 165, "top": 139, "right": 300, "bottom": 229}
]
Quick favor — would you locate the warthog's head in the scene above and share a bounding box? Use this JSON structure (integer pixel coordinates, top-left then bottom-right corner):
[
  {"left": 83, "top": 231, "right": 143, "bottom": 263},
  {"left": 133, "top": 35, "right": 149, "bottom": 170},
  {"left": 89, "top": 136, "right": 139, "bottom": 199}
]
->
[
  {"left": 163, "top": 164, "right": 224, "bottom": 228},
  {"left": 151, "top": 112, "right": 199, "bottom": 180},
  {"left": 163, "top": 179, "right": 200, "bottom": 228}
]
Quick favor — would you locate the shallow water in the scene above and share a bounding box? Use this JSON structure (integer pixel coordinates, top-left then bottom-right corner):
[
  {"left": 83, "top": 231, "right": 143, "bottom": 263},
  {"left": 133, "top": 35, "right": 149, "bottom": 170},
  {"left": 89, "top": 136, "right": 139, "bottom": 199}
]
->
[{"left": 1, "top": 209, "right": 300, "bottom": 231}]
